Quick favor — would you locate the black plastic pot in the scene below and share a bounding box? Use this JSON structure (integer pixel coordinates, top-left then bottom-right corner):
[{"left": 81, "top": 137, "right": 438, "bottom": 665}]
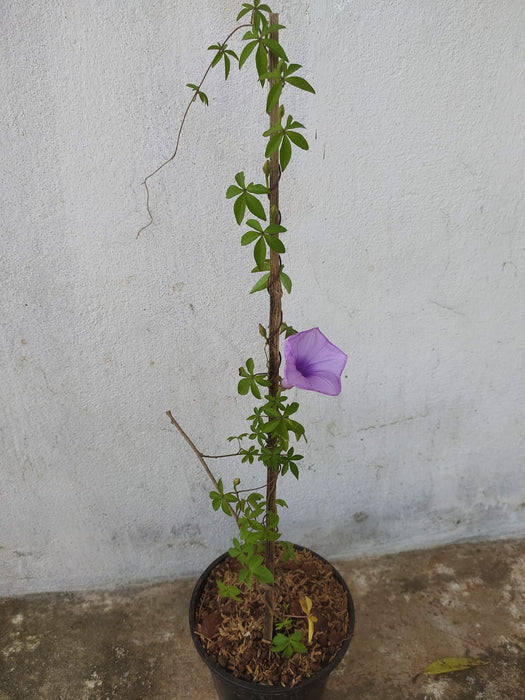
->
[{"left": 189, "top": 546, "right": 355, "bottom": 700}]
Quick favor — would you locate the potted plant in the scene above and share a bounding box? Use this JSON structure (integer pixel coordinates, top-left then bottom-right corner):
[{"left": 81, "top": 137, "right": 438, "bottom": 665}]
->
[{"left": 141, "top": 2, "right": 354, "bottom": 697}]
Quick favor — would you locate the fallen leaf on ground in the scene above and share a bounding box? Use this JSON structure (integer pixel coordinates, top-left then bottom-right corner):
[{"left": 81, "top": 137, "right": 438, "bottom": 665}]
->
[{"left": 423, "top": 657, "right": 488, "bottom": 675}]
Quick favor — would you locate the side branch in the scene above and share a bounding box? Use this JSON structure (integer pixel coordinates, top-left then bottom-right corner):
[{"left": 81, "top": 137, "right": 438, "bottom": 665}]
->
[{"left": 166, "top": 410, "right": 238, "bottom": 522}]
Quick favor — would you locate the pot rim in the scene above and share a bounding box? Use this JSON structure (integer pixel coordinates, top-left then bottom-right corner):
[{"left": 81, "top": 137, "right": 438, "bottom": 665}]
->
[{"left": 189, "top": 543, "right": 355, "bottom": 694}]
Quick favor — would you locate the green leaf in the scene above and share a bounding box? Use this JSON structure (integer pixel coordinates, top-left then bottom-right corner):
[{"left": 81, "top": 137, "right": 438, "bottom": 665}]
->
[
  {"left": 234, "top": 195, "right": 246, "bottom": 225},
  {"left": 239, "top": 40, "right": 257, "bottom": 69},
  {"left": 264, "top": 38, "right": 288, "bottom": 61},
  {"left": 265, "top": 235, "right": 285, "bottom": 254},
  {"left": 250, "top": 272, "right": 270, "bottom": 294},
  {"left": 264, "top": 23, "right": 286, "bottom": 34},
  {"left": 247, "top": 183, "right": 269, "bottom": 195},
  {"left": 423, "top": 658, "right": 489, "bottom": 676},
  {"left": 250, "top": 381, "right": 261, "bottom": 400},
  {"left": 237, "top": 378, "right": 251, "bottom": 395},
  {"left": 245, "top": 193, "right": 267, "bottom": 220},
  {"left": 235, "top": 171, "right": 246, "bottom": 188},
  {"left": 246, "top": 218, "right": 263, "bottom": 231},
  {"left": 224, "top": 54, "right": 231, "bottom": 80},
  {"left": 226, "top": 185, "right": 242, "bottom": 199},
  {"left": 255, "top": 42, "right": 268, "bottom": 81},
  {"left": 217, "top": 580, "right": 242, "bottom": 602},
  {"left": 285, "top": 63, "right": 301, "bottom": 75},
  {"left": 265, "top": 133, "right": 282, "bottom": 158},
  {"left": 237, "top": 7, "right": 251, "bottom": 20},
  {"left": 248, "top": 553, "right": 264, "bottom": 570},
  {"left": 241, "top": 230, "right": 260, "bottom": 246},
  {"left": 265, "top": 224, "right": 287, "bottom": 234},
  {"left": 280, "top": 135, "right": 292, "bottom": 171},
  {"left": 286, "top": 75, "right": 315, "bottom": 93},
  {"left": 245, "top": 357, "right": 255, "bottom": 374},
  {"left": 272, "top": 632, "right": 288, "bottom": 648},
  {"left": 288, "top": 131, "right": 309, "bottom": 150},
  {"left": 253, "top": 237, "right": 267, "bottom": 269},
  {"left": 263, "top": 419, "right": 281, "bottom": 433},
  {"left": 280, "top": 272, "right": 292, "bottom": 293},
  {"left": 266, "top": 82, "right": 282, "bottom": 113},
  {"left": 254, "top": 374, "right": 270, "bottom": 386},
  {"left": 209, "top": 50, "right": 222, "bottom": 68},
  {"left": 253, "top": 564, "right": 274, "bottom": 584}
]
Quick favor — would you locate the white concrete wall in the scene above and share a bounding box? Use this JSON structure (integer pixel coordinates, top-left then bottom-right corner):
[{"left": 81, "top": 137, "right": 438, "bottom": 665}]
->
[{"left": 1, "top": 0, "right": 524, "bottom": 595}]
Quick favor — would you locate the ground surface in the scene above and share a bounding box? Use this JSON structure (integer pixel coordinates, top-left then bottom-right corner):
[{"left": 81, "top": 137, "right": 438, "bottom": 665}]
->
[{"left": 1, "top": 538, "right": 524, "bottom": 699}]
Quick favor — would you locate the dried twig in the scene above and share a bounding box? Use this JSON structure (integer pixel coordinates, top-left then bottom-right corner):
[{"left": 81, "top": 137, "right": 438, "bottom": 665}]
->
[{"left": 166, "top": 410, "right": 238, "bottom": 523}]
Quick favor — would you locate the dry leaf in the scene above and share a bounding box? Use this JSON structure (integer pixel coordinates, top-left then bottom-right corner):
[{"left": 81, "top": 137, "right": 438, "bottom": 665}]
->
[
  {"left": 299, "top": 595, "right": 317, "bottom": 644},
  {"left": 423, "top": 657, "right": 488, "bottom": 675}
]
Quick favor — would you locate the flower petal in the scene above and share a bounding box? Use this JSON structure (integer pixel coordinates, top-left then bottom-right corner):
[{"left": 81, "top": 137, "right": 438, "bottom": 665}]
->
[{"left": 281, "top": 327, "right": 347, "bottom": 396}]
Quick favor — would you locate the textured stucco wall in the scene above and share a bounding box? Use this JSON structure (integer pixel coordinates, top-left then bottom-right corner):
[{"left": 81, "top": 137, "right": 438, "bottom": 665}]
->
[{"left": 1, "top": 0, "right": 524, "bottom": 595}]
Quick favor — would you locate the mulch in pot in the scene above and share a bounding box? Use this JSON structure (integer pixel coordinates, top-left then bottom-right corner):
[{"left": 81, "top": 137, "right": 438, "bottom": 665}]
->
[{"left": 194, "top": 547, "right": 351, "bottom": 688}]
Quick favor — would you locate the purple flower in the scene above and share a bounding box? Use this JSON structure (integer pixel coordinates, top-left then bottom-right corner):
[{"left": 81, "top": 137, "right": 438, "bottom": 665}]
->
[{"left": 281, "top": 327, "right": 347, "bottom": 396}]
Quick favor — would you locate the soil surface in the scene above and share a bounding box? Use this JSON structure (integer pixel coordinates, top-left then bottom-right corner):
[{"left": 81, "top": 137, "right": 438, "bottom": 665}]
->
[{"left": 193, "top": 547, "right": 352, "bottom": 687}]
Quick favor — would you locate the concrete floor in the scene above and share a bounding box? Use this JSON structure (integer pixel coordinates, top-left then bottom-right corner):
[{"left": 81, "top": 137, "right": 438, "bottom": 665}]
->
[{"left": 1, "top": 538, "right": 524, "bottom": 699}]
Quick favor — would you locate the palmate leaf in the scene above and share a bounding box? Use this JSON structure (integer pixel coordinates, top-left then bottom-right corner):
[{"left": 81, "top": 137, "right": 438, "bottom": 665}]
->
[
  {"left": 228, "top": 174, "right": 267, "bottom": 225},
  {"left": 186, "top": 83, "right": 209, "bottom": 106}
]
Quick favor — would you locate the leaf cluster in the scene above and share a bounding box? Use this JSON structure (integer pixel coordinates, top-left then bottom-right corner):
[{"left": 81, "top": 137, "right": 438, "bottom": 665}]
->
[
  {"left": 264, "top": 108, "right": 309, "bottom": 171},
  {"left": 208, "top": 42, "right": 238, "bottom": 80},
  {"left": 226, "top": 172, "right": 268, "bottom": 225},
  {"left": 238, "top": 357, "right": 270, "bottom": 399},
  {"left": 271, "top": 630, "right": 307, "bottom": 659}
]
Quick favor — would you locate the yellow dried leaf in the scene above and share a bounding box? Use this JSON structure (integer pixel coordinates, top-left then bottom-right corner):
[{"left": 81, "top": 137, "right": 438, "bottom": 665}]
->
[
  {"left": 423, "top": 657, "right": 488, "bottom": 675},
  {"left": 299, "top": 596, "right": 312, "bottom": 615},
  {"left": 299, "top": 595, "right": 317, "bottom": 644}
]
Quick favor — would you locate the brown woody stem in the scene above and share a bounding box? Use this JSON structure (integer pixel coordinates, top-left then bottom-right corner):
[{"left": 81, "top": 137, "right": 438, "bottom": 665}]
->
[{"left": 263, "top": 12, "right": 282, "bottom": 643}]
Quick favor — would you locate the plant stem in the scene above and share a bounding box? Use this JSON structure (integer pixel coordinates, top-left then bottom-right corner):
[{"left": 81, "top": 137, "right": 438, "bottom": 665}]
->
[
  {"left": 165, "top": 411, "right": 239, "bottom": 523},
  {"left": 263, "top": 11, "right": 282, "bottom": 643}
]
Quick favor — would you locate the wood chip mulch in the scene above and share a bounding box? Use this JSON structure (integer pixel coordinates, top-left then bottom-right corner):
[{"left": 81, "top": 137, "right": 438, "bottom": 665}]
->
[{"left": 194, "top": 547, "right": 352, "bottom": 687}]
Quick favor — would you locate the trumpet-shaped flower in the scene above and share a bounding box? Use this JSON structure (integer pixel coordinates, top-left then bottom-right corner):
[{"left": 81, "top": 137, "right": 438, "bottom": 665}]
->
[{"left": 281, "top": 327, "right": 347, "bottom": 396}]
